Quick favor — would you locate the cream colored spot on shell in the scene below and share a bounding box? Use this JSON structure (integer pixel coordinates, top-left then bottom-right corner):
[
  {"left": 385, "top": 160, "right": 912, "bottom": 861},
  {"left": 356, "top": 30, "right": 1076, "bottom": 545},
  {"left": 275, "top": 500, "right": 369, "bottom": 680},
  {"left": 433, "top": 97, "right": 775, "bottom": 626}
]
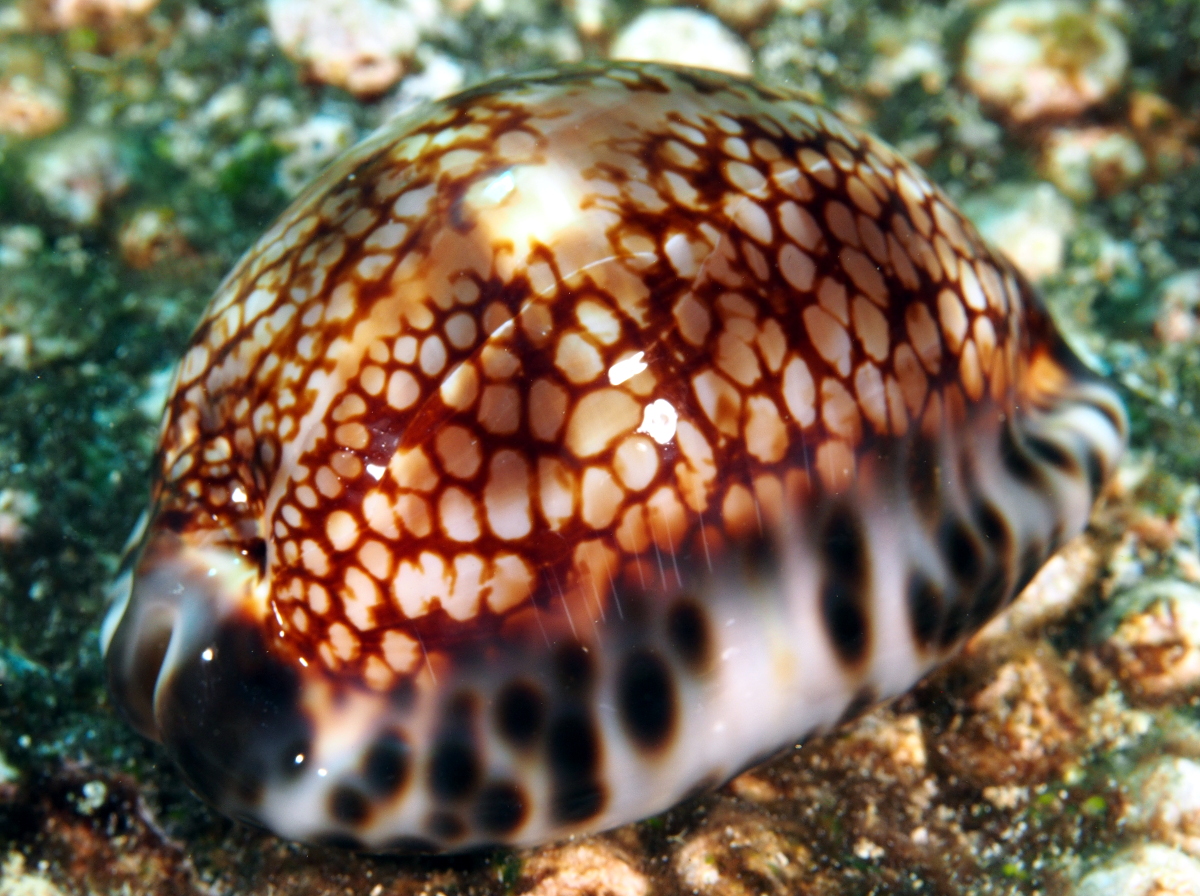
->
[
  {"left": 420, "top": 335, "right": 448, "bottom": 376},
  {"left": 393, "top": 551, "right": 447, "bottom": 618},
  {"left": 616, "top": 504, "right": 650, "bottom": 553},
  {"left": 484, "top": 450, "right": 533, "bottom": 540},
  {"left": 646, "top": 485, "right": 688, "bottom": 549},
  {"left": 335, "top": 422, "right": 369, "bottom": 450},
  {"left": 802, "top": 305, "right": 852, "bottom": 377},
  {"left": 974, "top": 315, "right": 997, "bottom": 370},
  {"left": 888, "top": 232, "right": 921, "bottom": 290},
  {"left": 440, "top": 487, "right": 481, "bottom": 542},
  {"left": 692, "top": 368, "right": 742, "bottom": 437},
  {"left": 394, "top": 335, "right": 418, "bottom": 363},
  {"left": 363, "top": 656, "right": 393, "bottom": 691},
  {"left": 308, "top": 581, "right": 330, "bottom": 614},
  {"left": 396, "top": 493, "right": 432, "bottom": 537},
  {"left": 529, "top": 378, "right": 568, "bottom": 441},
  {"left": 800, "top": 148, "right": 838, "bottom": 188},
  {"left": 779, "top": 201, "right": 821, "bottom": 251},
  {"left": 852, "top": 295, "right": 890, "bottom": 362},
  {"left": 440, "top": 553, "right": 484, "bottom": 621},
  {"left": 934, "top": 235, "right": 958, "bottom": 284},
  {"left": 445, "top": 312, "right": 477, "bottom": 350},
  {"left": 342, "top": 567, "right": 380, "bottom": 630},
  {"left": 716, "top": 331, "right": 761, "bottom": 387},
  {"left": 365, "top": 221, "right": 408, "bottom": 251},
  {"left": 825, "top": 200, "right": 860, "bottom": 248},
  {"left": 726, "top": 195, "right": 773, "bottom": 244},
  {"left": 673, "top": 292, "right": 711, "bottom": 347},
  {"left": 325, "top": 510, "right": 359, "bottom": 552},
  {"left": 577, "top": 300, "right": 621, "bottom": 345},
  {"left": 817, "top": 276, "right": 849, "bottom": 325},
  {"left": 662, "top": 139, "right": 700, "bottom": 168},
  {"left": 358, "top": 539, "right": 393, "bottom": 582},
  {"left": 328, "top": 622, "right": 359, "bottom": 663},
  {"left": 478, "top": 384, "right": 521, "bottom": 435},
  {"left": 390, "top": 446, "right": 438, "bottom": 492},
  {"left": 779, "top": 243, "right": 815, "bottom": 291},
  {"left": 663, "top": 170, "right": 701, "bottom": 208},
  {"left": 893, "top": 343, "right": 928, "bottom": 417},
  {"left": 613, "top": 435, "right": 659, "bottom": 492},
  {"left": 363, "top": 492, "right": 398, "bottom": 538},
  {"left": 302, "top": 539, "right": 329, "bottom": 576},
  {"left": 387, "top": 370, "right": 421, "bottom": 410},
  {"left": 782, "top": 355, "right": 817, "bottom": 427},
  {"left": 757, "top": 319, "right": 787, "bottom": 373},
  {"left": 178, "top": 344, "right": 210, "bottom": 386},
  {"left": 436, "top": 425, "right": 482, "bottom": 479},
  {"left": 937, "top": 288, "right": 968, "bottom": 354},
  {"left": 905, "top": 302, "right": 942, "bottom": 374},
  {"left": 854, "top": 362, "right": 888, "bottom": 434},
  {"left": 858, "top": 213, "right": 888, "bottom": 266},
  {"left": 581, "top": 466, "right": 624, "bottom": 529},
  {"left": 488, "top": 553, "right": 534, "bottom": 614},
  {"left": 960, "top": 340, "right": 984, "bottom": 401},
  {"left": 382, "top": 630, "right": 419, "bottom": 673},
  {"left": 440, "top": 361, "right": 479, "bottom": 410},
  {"left": 481, "top": 344, "right": 520, "bottom": 380},
  {"left": 556, "top": 333, "right": 604, "bottom": 384},
  {"left": 847, "top": 175, "right": 882, "bottom": 218},
  {"left": 566, "top": 388, "right": 642, "bottom": 457},
  {"left": 537, "top": 457, "right": 576, "bottom": 528},
  {"left": 360, "top": 365, "right": 386, "bottom": 396},
  {"left": 821, "top": 378, "right": 862, "bottom": 444},
  {"left": 959, "top": 259, "right": 987, "bottom": 311},
  {"left": 841, "top": 247, "right": 888, "bottom": 306},
  {"left": 745, "top": 394, "right": 787, "bottom": 463}
]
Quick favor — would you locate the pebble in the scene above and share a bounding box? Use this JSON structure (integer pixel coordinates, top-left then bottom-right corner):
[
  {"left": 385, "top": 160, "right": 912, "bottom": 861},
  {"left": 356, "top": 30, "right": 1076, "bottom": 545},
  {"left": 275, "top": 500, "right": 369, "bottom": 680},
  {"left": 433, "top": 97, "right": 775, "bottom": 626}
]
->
[
  {"left": 961, "top": 0, "right": 1128, "bottom": 122},
  {"left": 0, "top": 489, "right": 37, "bottom": 543},
  {"left": 936, "top": 651, "right": 1082, "bottom": 787},
  {"left": 26, "top": 0, "right": 158, "bottom": 30},
  {"left": 26, "top": 130, "right": 128, "bottom": 226},
  {"left": 1125, "top": 757, "right": 1200, "bottom": 857},
  {"left": 1072, "top": 844, "right": 1200, "bottom": 896},
  {"left": 609, "top": 8, "right": 752, "bottom": 77},
  {"left": 1041, "top": 126, "right": 1146, "bottom": 202},
  {"left": 699, "top": 0, "right": 777, "bottom": 28},
  {"left": 962, "top": 182, "right": 1076, "bottom": 281},
  {"left": 116, "top": 208, "right": 188, "bottom": 270},
  {"left": 266, "top": 0, "right": 441, "bottom": 96},
  {"left": 1095, "top": 579, "right": 1200, "bottom": 705},
  {"left": 521, "top": 843, "right": 649, "bottom": 896},
  {"left": 1155, "top": 270, "right": 1200, "bottom": 345},
  {"left": 0, "top": 42, "right": 69, "bottom": 139}
]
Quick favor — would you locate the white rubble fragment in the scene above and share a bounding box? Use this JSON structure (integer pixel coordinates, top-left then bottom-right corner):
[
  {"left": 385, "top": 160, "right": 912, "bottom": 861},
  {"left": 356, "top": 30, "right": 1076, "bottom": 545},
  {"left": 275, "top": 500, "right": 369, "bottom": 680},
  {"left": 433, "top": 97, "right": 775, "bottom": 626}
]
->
[
  {"left": 27, "top": 130, "right": 129, "bottom": 225},
  {"left": 609, "top": 8, "right": 752, "bottom": 77},
  {"left": 962, "top": 0, "right": 1128, "bottom": 122},
  {"left": 266, "top": 0, "right": 442, "bottom": 97}
]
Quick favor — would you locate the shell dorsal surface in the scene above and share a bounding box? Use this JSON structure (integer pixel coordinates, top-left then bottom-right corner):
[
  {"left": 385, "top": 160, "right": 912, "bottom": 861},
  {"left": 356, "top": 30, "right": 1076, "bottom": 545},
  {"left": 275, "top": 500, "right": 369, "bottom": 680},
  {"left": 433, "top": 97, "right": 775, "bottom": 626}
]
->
[{"left": 102, "top": 61, "right": 1126, "bottom": 853}]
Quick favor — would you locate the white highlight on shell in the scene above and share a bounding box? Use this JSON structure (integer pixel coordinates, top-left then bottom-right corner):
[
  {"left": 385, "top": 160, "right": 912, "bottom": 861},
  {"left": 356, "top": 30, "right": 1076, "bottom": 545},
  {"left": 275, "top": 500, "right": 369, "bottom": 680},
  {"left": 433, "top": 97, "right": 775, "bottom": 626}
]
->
[{"left": 638, "top": 398, "right": 678, "bottom": 445}]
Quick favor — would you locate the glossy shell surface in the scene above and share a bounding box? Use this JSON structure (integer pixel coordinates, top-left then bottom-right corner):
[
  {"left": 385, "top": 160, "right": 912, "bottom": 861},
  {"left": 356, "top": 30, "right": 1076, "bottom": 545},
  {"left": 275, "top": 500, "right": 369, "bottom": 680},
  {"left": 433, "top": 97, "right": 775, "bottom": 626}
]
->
[{"left": 103, "top": 62, "right": 1127, "bottom": 852}]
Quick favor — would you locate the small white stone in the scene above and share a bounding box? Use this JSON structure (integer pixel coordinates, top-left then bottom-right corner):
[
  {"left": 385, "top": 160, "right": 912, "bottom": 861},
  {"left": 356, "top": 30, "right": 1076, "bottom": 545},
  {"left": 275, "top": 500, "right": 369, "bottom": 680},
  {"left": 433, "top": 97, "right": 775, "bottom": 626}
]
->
[
  {"left": 609, "top": 8, "right": 752, "bottom": 77},
  {"left": 266, "top": 0, "right": 442, "bottom": 96},
  {"left": 1072, "top": 844, "right": 1200, "bottom": 896},
  {"left": 27, "top": 130, "right": 129, "bottom": 225},
  {"left": 1041, "top": 126, "right": 1146, "bottom": 201},
  {"left": 1124, "top": 757, "right": 1200, "bottom": 857},
  {"left": 962, "top": 182, "right": 1075, "bottom": 282},
  {"left": 962, "top": 0, "right": 1128, "bottom": 122}
]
